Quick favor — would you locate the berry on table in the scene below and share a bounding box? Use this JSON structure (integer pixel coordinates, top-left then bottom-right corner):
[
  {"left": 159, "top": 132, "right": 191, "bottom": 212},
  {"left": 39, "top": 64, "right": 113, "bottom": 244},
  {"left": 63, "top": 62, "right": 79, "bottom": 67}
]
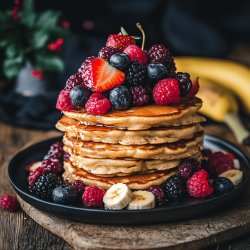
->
[
  {"left": 52, "top": 184, "right": 78, "bottom": 205},
  {"left": 147, "top": 185, "right": 165, "bottom": 205},
  {"left": 98, "top": 46, "right": 119, "bottom": 61},
  {"left": 109, "top": 53, "right": 131, "bottom": 71},
  {"left": 213, "top": 177, "right": 234, "bottom": 195},
  {"left": 178, "top": 158, "right": 201, "bottom": 181},
  {"left": 125, "top": 60, "right": 147, "bottom": 87},
  {"left": 153, "top": 78, "right": 180, "bottom": 105},
  {"left": 85, "top": 93, "right": 111, "bottom": 115},
  {"left": 0, "top": 195, "right": 19, "bottom": 212},
  {"left": 70, "top": 85, "right": 91, "bottom": 107},
  {"left": 56, "top": 90, "right": 75, "bottom": 112},
  {"left": 147, "top": 63, "right": 168, "bottom": 82},
  {"left": 29, "top": 173, "right": 62, "bottom": 200},
  {"left": 72, "top": 180, "right": 86, "bottom": 194},
  {"left": 82, "top": 186, "right": 106, "bottom": 207},
  {"left": 42, "top": 159, "right": 63, "bottom": 174},
  {"left": 124, "top": 45, "right": 147, "bottom": 65},
  {"left": 109, "top": 86, "right": 131, "bottom": 110},
  {"left": 175, "top": 72, "right": 192, "bottom": 97},
  {"left": 208, "top": 152, "right": 234, "bottom": 176},
  {"left": 64, "top": 72, "right": 84, "bottom": 91},
  {"left": 163, "top": 175, "right": 184, "bottom": 200},
  {"left": 130, "top": 86, "right": 150, "bottom": 106},
  {"left": 106, "top": 33, "right": 135, "bottom": 51},
  {"left": 187, "top": 169, "right": 214, "bottom": 198}
]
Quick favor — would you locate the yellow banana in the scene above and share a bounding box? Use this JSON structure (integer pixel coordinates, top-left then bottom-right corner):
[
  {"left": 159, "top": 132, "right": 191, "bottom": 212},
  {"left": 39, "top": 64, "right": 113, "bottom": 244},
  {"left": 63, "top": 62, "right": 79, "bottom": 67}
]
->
[{"left": 175, "top": 57, "right": 250, "bottom": 113}]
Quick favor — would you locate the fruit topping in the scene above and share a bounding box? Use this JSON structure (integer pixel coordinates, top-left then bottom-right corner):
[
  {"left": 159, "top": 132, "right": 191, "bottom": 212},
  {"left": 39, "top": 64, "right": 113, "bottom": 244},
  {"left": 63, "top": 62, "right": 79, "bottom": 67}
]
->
[
  {"left": 46, "top": 141, "right": 64, "bottom": 161},
  {"left": 26, "top": 161, "right": 42, "bottom": 172},
  {"left": 106, "top": 33, "right": 135, "bottom": 51},
  {"left": 82, "top": 186, "right": 106, "bottom": 207},
  {"left": 56, "top": 90, "right": 75, "bottom": 112},
  {"left": 70, "top": 85, "right": 91, "bottom": 107},
  {"left": 28, "top": 167, "right": 47, "bottom": 188},
  {"left": 219, "top": 169, "right": 243, "bottom": 186},
  {"left": 85, "top": 93, "right": 111, "bottom": 115},
  {"left": 213, "top": 177, "right": 234, "bottom": 195},
  {"left": 0, "top": 195, "right": 19, "bottom": 212},
  {"left": 153, "top": 78, "right": 180, "bottom": 105},
  {"left": 187, "top": 169, "right": 214, "bottom": 198},
  {"left": 147, "top": 63, "right": 168, "bottom": 82},
  {"left": 175, "top": 72, "right": 192, "bottom": 97},
  {"left": 178, "top": 158, "right": 201, "bottom": 181},
  {"left": 109, "top": 52, "right": 131, "bottom": 71},
  {"left": 52, "top": 184, "right": 78, "bottom": 205},
  {"left": 109, "top": 86, "right": 131, "bottom": 110},
  {"left": 187, "top": 77, "right": 200, "bottom": 97},
  {"left": 64, "top": 72, "right": 83, "bottom": 92},
  {"left": 98, "top": 46, "right": 119, "bottom": 61},
  {"left": 125, "top": 60, "right": 147, "bottom": 86},
  {"left": 130, "top": 85, "right": 150, "bottom": 106},
  {"left": 146, "top": 185, "right": 165, "bottom": 205},
  {"left": 127, "top": 190, "right": 155, "bottom": 210},
  {"left": 42, "top": 159, "right": 63, "bottom": 174},
  {"left": 163, "top": 175, "right": 184, "bottom": 200},
  {"left": 72, "top": 180, "right": 86, "bottom": 194},
  {"left": 124, "top": 45, "right": 147, "bottom": 65}
]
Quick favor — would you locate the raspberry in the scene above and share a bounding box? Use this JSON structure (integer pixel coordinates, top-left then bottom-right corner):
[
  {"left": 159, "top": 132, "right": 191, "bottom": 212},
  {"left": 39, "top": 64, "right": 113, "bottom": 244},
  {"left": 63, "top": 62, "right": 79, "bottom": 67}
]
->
[
  {"left": 79, "top": 57, "right": 96, "bottom": 88},
  {"left": 227, "top": 153, "right": 235, "bottom": 161},
  {"left": 130, "top": 86, "right": 150, "bottom": 106},
  {"left": 125, "top": 60, "right": 147, "bottom": 86},
  {"left": 163, "top": 175, "right": 184, "bottom": 200},
  {"left": 98, "top": 46, "right": 119, "bottom": 61},
  {"left": 82, "top": 186, "right": 106, "bottom": 207},
  {"left": 147, "top": 185, "right": 165, "bottom": 205},
  {"left": 64, "top": 72, "right": 83, "bottom": 91},
  {"left": 28, "top": 167, "right": 47, "bottom": 188},
  {"left": 56, "top": 90, "right": 75, "bottom": 112},
  {"left": 79, "top": 56, "right": 96, "bottom": 74},
  {"left": 123, "top": 45, "right": 147, "bottom": 65},
  {"left": 208, "top": 152, "right": 234, "bottom": 176},
  {"left": 85, "top": 93, "right": 111, "bottom": 115},
  {"left": 153, "top": 78, "right": 180, "bottom": 105},
  {"left": 46, "top": 142, "right": 64, "bottom": 160},
  {"left": 72, "top": 180, "right": 86, "bottom": 194},
  {"left": 0, "top": 195, "right": 19, "bottom": 212},
  {"left": 29, "top": 173, "right": 62, "bottom": 200},
  {"left": 187, "top": 169, "right": 214, "bottom": 198},
  {"left": 187, "top": 78, "right": 200, "bottom": 97},
  {"left": 178, "top": 158, "right": 201, "bottom": 181},
  {"left": 147, "top": 44, "right": 176, "bottom": 76},
  {"left": 42, "top": 159, "right": 63, "bottom": 174},
  {"left": 175, "top": 72, "right": 192, "bottom": 97}
]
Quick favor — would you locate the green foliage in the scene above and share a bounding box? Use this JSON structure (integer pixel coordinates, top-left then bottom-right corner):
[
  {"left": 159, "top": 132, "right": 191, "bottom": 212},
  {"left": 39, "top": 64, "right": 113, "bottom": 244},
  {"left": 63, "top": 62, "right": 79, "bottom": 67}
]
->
[{"left": 0, "top": 0, "right": 70, "bottom": 80}]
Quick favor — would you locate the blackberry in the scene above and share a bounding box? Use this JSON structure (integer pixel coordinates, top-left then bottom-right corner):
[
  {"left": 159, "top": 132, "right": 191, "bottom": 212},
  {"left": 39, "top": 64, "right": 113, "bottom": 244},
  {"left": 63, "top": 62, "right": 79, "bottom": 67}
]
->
[
  {"left": 147, "top": 44, "right": 176, "bottom": 76},
  {"left": 110, "top": 53, "right": 130, "bottom": 71},
  {"left": 163, "top": 175, "right": 184, "bottom": 200},
  {"left": 72, "top": 180, "right": 86, "bottom": 194},
  {"left": 178, "top": 158, "right": 201, "bottom": 181},
  {"left": 70, "top": 85, "right": 91, "bottom": 107},
  {"left": 65, "top": 72, "right": 83, "bottom": 91},
  {"left": 52, "top": 184, "right": 78, "bottom": 205},
  {"left": 109, "top": 86, "right": 131, "bottom": 110},
  {"left": 130, "top": 86, "right": 150, "bottom": 106},
  {"left": 98, "top": 46, "right": 119, "bottom": 61},
  {"left": 30, "top": 173, "right": 62, "bottom": 200},
  {"left": 147, "top": 185, "right": 165, "bottom": 205},
  {"left": 175, "top": 72, "right": 192, "bottom": 97},
  {"left": 125, "top": 60, "right": 147, "bottom": 86}
]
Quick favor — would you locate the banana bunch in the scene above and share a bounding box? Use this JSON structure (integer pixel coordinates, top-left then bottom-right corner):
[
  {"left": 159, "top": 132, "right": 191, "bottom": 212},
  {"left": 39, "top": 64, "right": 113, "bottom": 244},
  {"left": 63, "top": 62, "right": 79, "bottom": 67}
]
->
[{"left": 175, "top": 57, "right": 250, "bottom": 145}]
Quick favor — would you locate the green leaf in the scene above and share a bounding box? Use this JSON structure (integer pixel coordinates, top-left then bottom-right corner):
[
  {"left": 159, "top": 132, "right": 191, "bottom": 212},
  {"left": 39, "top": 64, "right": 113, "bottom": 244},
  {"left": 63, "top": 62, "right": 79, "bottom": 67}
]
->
[
  {"left": 0, "top": 39, "right": 9, "bottom": 48},
  {"left": 19, "top": 0, "right": 36, "bottom": 28},
  {"left": 36, "top": 54, "right": 64, "bottom": 72},
  {"left": 36, "top": 10, "right": 60, "bottom": 31},
  {"left": 23, "top": 0, "right": 34, "bottom": 15},
  {"left": 51, "top": 27, "right": 70, "bottom": 37},
  {"left": 31, "top": 30, "right": 49, "bottom": 49},
  {"left": 5, "top": 44, "right": 24, "bottom": 58},
  {"left": 3, "top": 57, "right": 24, "bottom": 80}
]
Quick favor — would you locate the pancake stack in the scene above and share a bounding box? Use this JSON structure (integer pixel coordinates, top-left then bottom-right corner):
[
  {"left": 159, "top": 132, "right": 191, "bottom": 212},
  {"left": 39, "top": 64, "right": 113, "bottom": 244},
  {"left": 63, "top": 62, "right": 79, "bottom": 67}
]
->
[{"left": 56, "top": 97, "right": 205, "bottom": 190}]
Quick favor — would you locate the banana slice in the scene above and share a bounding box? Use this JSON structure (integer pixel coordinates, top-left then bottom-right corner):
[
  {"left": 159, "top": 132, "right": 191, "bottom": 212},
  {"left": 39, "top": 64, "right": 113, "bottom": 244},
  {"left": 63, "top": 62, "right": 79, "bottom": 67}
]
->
[
  {"left": 26, "top": 161, "right": 42, "bottom": 172},
  {"left": 127, "top": 190, "right": 155, "bottom": 210},
  {"left": 219, "top": 169, "right": 243, "bottom": 186},
  {"left": 233, "top": 159, "right": 240, "bottom": 169},
  {"left": 103, "top": 183, "right": 133, "bottom": 210}
]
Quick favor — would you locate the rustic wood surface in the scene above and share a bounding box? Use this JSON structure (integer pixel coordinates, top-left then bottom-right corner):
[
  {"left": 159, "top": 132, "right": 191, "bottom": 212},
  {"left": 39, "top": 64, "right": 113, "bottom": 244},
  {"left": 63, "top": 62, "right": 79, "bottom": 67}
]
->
[{"left": 0, "top": 122, "right": 250, "bottom": 250}]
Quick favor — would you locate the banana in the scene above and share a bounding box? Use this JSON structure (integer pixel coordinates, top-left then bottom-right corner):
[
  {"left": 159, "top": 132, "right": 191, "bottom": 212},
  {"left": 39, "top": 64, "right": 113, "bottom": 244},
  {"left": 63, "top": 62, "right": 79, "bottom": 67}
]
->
[
  {"left": 219, "top": 169, "right": 243, "bottom": 186},
  {"left": 175, "top": 57, "right": 250, "bottom": 113},
  {"left": 27, "top": 161, "right": 42, "bottom": 172},
  {"left": 127, "top": 190, "right": 155, "bottom": 210},
  {"left": 234, "top": 159, "right": 240, "bottom": 170},
  {"left": 103, "top": 183, "right": 133, "bottom": 210}
]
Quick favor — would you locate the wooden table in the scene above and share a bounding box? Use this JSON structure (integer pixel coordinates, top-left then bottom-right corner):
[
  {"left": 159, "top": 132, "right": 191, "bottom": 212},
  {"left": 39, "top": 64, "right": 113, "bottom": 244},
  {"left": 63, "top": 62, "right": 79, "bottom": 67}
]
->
[{"left": 0, "top": 122, "right": 250, "bottom": 250}]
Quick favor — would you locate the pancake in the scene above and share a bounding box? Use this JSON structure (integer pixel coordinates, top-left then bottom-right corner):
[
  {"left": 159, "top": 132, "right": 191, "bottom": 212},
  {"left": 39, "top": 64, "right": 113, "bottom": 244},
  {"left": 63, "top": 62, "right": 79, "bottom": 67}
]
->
[
  {"left": 63, "top": 132, "right": 204, "bottom": 159},
  {"left": 63, "top": 97, "right": 203, "bottom": 130},
  {"left": 56, "top": 115, "right": 205, "bottom": 145},
  {"left": 64, "top": 146, "right": 202, "bottom": 176},
  {"left": 63, "top": 161, "right": 177, "bottom": 190}
]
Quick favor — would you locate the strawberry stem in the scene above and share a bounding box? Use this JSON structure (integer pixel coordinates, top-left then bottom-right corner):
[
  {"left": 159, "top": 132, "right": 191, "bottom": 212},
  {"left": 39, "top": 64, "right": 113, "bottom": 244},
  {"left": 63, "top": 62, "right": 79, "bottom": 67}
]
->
[{"left": 136, "top": 23, "right": 145, "bottom": 50}]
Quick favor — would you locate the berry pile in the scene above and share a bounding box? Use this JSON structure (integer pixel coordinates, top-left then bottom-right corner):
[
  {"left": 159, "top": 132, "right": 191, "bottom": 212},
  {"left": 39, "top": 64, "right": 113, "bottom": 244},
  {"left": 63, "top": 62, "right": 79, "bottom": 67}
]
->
[{"left": 56, "top": 23, "right": 200, "bottom": 115}]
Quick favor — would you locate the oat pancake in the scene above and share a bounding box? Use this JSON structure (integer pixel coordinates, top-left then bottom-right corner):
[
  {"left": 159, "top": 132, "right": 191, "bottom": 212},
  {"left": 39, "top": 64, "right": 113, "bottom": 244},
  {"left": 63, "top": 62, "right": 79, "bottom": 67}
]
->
[
  {"left": 63, "top": 161, "right": 177, "bottom": 189},
  {"left": 63, "top": 132, "right": 203, "bottom": 160},
  {"left": 56, "top": 115, "right": 205, "bottom": 145},
  {"left": 63, "top": 97, "right": 203, "bottom": 130}
]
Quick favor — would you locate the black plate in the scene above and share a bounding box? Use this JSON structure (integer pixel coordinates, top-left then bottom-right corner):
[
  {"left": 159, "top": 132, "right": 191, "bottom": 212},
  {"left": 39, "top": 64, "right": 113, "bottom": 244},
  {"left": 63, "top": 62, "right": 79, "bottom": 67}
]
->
[{"left": 8, "top": 135, "right": 250, "bottom": 225}]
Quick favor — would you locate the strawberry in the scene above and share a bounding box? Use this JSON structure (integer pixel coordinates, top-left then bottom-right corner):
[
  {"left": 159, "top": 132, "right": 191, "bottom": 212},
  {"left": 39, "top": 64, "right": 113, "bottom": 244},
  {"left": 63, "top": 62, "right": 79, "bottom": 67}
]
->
[
  {"left": 106, "top": 34, "right": 135, "bottom": 51},
  {"left": 187, "top": 77, "right": 200, "bottom": 97},
  {"left": 124, "top": 45, "right": 147, "bottom": 65},
  {"left": 89, "top": 58, "right": 125, "bottom": 92}
]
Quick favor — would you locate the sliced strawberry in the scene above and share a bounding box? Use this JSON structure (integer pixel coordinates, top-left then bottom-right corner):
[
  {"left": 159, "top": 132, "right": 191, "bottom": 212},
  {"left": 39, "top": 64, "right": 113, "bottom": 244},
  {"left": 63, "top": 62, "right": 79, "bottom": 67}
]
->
[
  {"left": 106, "top": 34, "right": 135, "bottom": 51},
  {"left": 187, "top": 77, "right": 200, "bottom": 97},
  {"left": 91, "top": 58, "right": 125, "bottom": 92}
]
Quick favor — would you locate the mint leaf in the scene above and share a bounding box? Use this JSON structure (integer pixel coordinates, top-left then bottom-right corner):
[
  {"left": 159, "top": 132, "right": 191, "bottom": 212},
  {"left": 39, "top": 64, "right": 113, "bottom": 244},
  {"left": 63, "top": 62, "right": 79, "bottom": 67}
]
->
[
  {"left": 3, "top": 57, "right": 24, "bottom": 79},
  {"left": 36, "top": 54, "right": 64, "bottom": 72},
  {"left": 31, "top": 30, "right": 49, "bottom": 49},
  {"left": 36, "top": 10, "right": 60, "bottom": 31}
]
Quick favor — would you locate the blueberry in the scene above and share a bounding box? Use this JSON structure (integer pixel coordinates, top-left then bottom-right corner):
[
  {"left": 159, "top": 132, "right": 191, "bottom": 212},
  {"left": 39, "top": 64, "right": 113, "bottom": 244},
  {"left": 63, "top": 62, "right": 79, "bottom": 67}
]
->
[
  {"left": 109, "top": 86, "right": 131, "bottom": 110},
  {"left": 52, "top": 184, "right": 78, "bottom": 205},
  {"left": 70, "top": 85, "right": 91, "bottom": 107},
  {"left": 147, "top": 63, "right": 168, "bottom": 82},
  {"left": 110, "top": 53, "right": 130, "bottom": 71},
  {"left": 213, "top": 177, "right": 234, "bottom": 195}
]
